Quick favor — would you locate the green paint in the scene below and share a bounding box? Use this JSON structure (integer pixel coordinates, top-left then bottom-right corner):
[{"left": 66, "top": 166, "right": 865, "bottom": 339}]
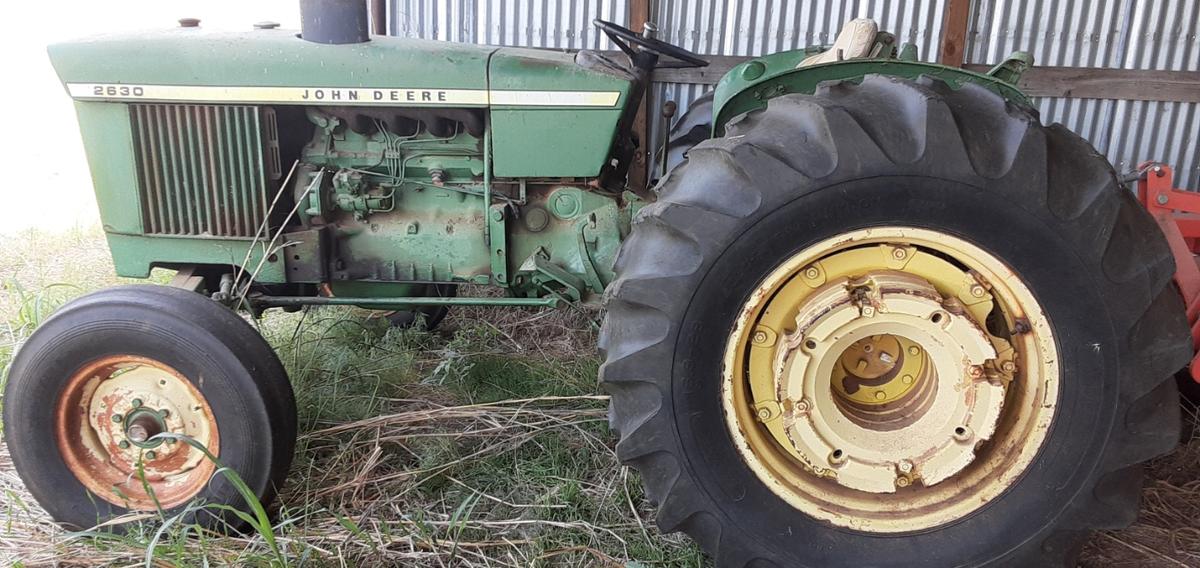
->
[
  {"left": 254, "top": 295, "right": 559, "bottom": 308},
  {"left": 711, "top": 53, "right": 1032, "bottom": 134},
  {"left": 105, "top": 233, "right": 286, "bottom": 281},
  {"left": 74, "top": 102, "right": 143, "bottom": 234},
  {"left": 49, "top": 29, "right": 493, "bottom": 91},
  {"left": 487, "top": 48, "right": 631, "bottom": 178}
]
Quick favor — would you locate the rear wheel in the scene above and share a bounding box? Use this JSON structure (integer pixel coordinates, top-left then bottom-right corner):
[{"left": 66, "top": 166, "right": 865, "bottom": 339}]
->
[
  {"left": 4, "top": 285, "right": 295, "bottom": 530},
  {"left": 601, "top": 75, "right": 1190, "bottom": 566}
]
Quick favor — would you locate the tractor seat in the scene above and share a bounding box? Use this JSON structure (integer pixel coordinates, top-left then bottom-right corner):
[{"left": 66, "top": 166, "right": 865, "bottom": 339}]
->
[{"left": 798, "top": 19, "right": 879, "bottom": 68}]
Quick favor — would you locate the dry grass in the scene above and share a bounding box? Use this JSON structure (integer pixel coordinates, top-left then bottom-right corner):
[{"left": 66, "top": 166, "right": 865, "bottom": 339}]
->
[{"left": 0, "top": 226, "right": 1198, "bottom": 567}]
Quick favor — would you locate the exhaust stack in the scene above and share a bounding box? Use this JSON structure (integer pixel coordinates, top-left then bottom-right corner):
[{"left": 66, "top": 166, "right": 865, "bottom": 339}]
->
[{"left": 299, "top": 0, "right": 370, "bottom": 45}]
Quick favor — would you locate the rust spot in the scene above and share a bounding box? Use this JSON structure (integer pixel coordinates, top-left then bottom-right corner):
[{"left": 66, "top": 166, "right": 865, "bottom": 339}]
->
[{"left": 55, "top": 355, "right": 218, "bottom": 510}]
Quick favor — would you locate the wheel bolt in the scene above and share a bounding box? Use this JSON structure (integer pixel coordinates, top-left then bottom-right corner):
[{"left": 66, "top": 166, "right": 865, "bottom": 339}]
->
[
  {"left": 127, "top": 423, "right": 150, "bottom": 443},
  {"left": 828, "top": 449, "right": 847, "bottom": 467}
]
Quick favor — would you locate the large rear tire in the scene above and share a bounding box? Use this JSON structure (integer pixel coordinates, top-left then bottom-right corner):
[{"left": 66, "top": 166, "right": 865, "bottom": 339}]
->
[
  {"left": 4, "top": 285, "right": 296, "bottom": 531},
  {"left": 600, "top": 75, "right": 1189, "bottom": 566}
]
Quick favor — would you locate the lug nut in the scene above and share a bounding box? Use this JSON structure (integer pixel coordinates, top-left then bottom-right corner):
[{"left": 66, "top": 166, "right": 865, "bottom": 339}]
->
[
  {"left": 969, "top": 284, "right": 986, "bottom": 298},
  {"left": 145, "top": 451, "right": 157, "bottom": 460},
  {"left": 131, "top": 398, "right": 143, "bottom": 408},
  {"left": 896, "top": 476, "right": 911, "bottom": 488},
  {"left": 753, "top": 330, "right": 769, "bottom": 344},
  {"left": 897, "top": 460, "right": 913, "bottom": 473},
  {"left": 953, "top": 425, "right": 973, "bottom": 442},
  {"left": 908, "top": 345, "right": 920, "bottom": 356},
  {"left": 1001, "top": 361, "right": 1016, "bottom": 372},
  {"left": 804, "top": 267, "right": 820, "bottom": 279},
  {"left": 794, "top": 399, "right": 811, "bottom": 416},
  {"left": 111, "top": 414, "right": 124, "bottom": 423},
  {"left": 891, "top": 247, "right": 907, "bottom": 260},
  {"left": 756, "top": 407, "right": 773, "bottom": 421},
  {"left": 118, "top": 440, "right": 130, "bottom": 449},
  {"left": 968, "top": 365, "right": 984, "bottom": 379}
]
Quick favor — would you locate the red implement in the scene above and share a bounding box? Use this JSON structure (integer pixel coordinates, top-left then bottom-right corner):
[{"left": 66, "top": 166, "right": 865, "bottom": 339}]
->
[{"left": 1136, "top": 162, "right": 1200, "bottom": 383}]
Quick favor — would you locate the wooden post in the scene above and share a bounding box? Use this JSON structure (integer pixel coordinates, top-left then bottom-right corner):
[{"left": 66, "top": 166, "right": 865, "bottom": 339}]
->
[
  {"left": 938, "top": 0, "right": 971, "bottom": 66},
  {"left": 628, "top": 0, "right": 651, "bottom": 191},
  {"left": 369, "top": 0, "right": 387, "bottom": 36}
]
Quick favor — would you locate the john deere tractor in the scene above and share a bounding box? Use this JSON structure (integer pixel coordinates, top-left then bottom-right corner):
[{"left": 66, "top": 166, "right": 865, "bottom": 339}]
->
[{"left": 9, "top": 1, "right": 1190, "bottom": 565}]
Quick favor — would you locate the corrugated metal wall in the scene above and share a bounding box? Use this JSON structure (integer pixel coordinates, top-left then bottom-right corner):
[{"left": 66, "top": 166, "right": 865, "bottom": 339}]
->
[
  {"left": 968, "top": 0, "right": 1199, "bottom": 187},
  {"left": 391, "top": 0, "right": 1198, "bottom": 187},
  {"left": 391, "top": 0, "right": 628, "bottom": 48}
]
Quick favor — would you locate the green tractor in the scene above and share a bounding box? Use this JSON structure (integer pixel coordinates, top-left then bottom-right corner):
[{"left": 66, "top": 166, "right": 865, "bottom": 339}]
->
[{"left": 9, "top": 1, "right": 1190, "bottom": 565}]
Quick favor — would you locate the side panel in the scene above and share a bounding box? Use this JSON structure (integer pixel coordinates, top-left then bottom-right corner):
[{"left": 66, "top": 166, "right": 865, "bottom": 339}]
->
[
  {"left": 74, "top": 102, "right": 143, "bottom": 234},
  {"left": 488, "top": 48, "right": 633, "bottom": 178}
]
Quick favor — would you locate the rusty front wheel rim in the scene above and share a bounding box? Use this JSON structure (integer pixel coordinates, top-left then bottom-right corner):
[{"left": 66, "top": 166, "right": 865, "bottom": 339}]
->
[
  {"left": 55, "top": 355, "right": 219, "bottom": 510},
  {"left": 722, "top": 227, "right": 1059, "bottom": 533}
]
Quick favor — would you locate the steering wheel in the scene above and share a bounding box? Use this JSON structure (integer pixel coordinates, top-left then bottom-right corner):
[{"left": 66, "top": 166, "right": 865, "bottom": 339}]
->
[{"left": 593, "top": 19, "right": 709, "bottom": 69}]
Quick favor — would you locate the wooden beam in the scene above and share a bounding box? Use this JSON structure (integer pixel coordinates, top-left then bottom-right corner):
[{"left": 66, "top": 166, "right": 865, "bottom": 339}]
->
[
  {"left": 964, "top": 65, "right": 1200, "bottom": 104},
  {"left": 938, "top": 0, "right": 972, "bottom": 67},
  {"left": 628, "top": 0, "right": 651, "bottom": 191},
  {"left": 650, "top": 54, "right": 744, "bottom": 84}
]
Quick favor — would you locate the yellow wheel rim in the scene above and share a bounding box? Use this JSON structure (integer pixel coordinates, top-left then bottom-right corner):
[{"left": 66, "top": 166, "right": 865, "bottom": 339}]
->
[
  {"left": 56, "top": 355, "right": 218, "bottom": 510},
  {"left": 722, "top": 227, "right": 1059, "bottom": 532}
]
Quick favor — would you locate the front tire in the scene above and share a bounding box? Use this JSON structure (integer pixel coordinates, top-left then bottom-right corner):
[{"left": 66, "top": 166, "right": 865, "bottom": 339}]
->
[
  {"left": 601, "top": 76, "right": 1189, "bottom": 566},
  {"left": 4, "top": 285, "right": 296, "bottom": 530}
]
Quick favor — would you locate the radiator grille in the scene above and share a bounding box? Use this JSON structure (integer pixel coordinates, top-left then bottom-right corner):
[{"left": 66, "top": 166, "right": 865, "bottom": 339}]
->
[{"left": 129, "top": 104, "right": 275, "bottom": 237}]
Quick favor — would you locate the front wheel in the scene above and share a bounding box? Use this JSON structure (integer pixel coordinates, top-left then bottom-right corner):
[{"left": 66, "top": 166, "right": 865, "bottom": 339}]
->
[
  {"left": 601, "top": 76, "right": 1189, "bottom": 566},
  {"left": 4, "top": 285, "right": 296, "bottom": 530}
]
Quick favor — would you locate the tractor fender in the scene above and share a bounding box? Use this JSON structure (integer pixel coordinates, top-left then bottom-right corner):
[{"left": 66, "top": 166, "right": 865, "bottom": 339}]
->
[{"left": 710, "top": 54, "right": 1032, "bottom": 135}]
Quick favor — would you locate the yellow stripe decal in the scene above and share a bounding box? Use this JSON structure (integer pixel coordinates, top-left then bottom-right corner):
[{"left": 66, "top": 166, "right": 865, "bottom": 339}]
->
[{"left": 67, "top": 83, "right": 621, "bottom": 108}]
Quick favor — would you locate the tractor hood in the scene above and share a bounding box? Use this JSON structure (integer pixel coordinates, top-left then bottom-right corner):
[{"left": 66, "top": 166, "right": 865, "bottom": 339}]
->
[
  {"left": 48, "top": 27, "right": 495, "bottom": 102},
  {"left": 49, "top": 25, "right": 633, "bottom": 180},
  {"left": 48, "top": 27, "right": 632, "bottom": 114}
]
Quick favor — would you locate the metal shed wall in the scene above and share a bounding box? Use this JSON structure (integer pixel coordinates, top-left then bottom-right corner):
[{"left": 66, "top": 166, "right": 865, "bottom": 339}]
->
[
  {"left": 390, "top": 0, "right": 1199, "bottom": 187},
  {"left": 968, "top": 0, "right": 1199, "bottom": 187}
]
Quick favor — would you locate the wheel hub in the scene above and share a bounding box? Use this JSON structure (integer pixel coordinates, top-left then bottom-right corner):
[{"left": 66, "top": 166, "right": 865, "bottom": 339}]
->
[
  {"left": 56, "top": 356, "right": 218, "bottom": 509},
  {"left": 775, "top": 271, "right": 1004, "bottom": 493},
  {"left": 724, "top": 228, "right": 1059, "bottom": 532}
]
